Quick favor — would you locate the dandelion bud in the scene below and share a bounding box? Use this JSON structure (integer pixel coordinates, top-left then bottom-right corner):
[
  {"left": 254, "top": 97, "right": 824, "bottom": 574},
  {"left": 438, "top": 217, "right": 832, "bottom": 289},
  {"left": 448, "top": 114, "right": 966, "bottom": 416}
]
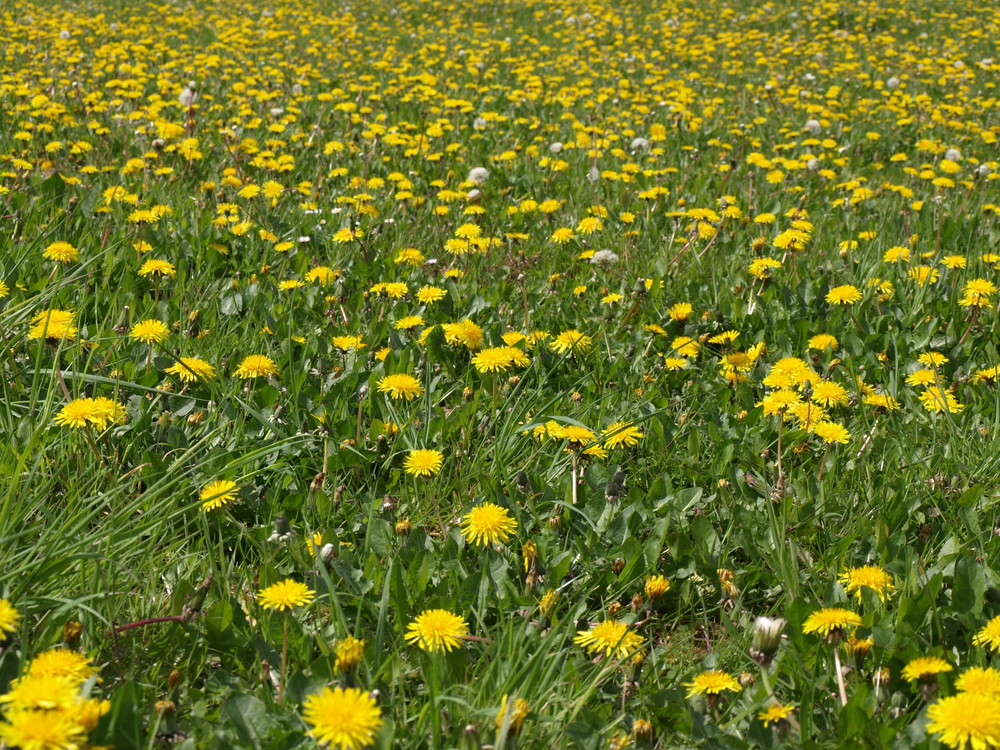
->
[
  {"left": 62, "top": 620, "right": 83, "bottom": 646},
  {"left": 622, "top": 720, "right": 650, "bottom": 746},
  {"left": 155, "top": 700, "right": 176, "bottom": 715},
  {"left": 644, "top": 575, "right": 670, "bottom": 602},
  {"left": 612, "top": 558, "right": 625, "bottom": 575},
  {"left": 334, "top": 635, "right": 364, "bottom": 673},
  {"left": 548, "top": 514, "right": 563, "bottom": 530},
  {"left": 607, "top": 601, "right": 622, "bottom": 617},
  {"left": 516, "top": 470, "right": 531, "bottom": 493},
  {"left": 395, "top": 520, "right": 413, "bottom": 535},
  {"left": 462, "top": 386, "right": 474, "bottom": 402},
  {"left": 309, "top": 473, "right": 325, "bottom": 492},
  {"left": 750, "top": 616, "right": 786, "bottom": 665},
  {"left": 168, "top": 669, "right": 182, "bottom": 688},
  {"left": 631, "top": 594, "right": 645, "bottom": 611}
]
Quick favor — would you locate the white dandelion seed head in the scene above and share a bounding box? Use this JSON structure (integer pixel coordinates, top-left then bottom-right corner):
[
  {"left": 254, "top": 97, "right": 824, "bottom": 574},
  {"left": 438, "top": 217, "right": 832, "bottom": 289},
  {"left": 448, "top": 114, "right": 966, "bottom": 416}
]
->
[
  {"left": 590, "top": 250, "right": 619, "bottom": 265},
  {"left": 467, "top": 167, "right": 490, "bottom": 185}
]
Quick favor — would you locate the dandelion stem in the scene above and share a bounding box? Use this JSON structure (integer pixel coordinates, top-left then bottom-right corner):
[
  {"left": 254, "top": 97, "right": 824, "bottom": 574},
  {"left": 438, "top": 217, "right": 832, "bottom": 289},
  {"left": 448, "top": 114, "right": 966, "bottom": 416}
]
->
[
  {"left": 833, "top": 645, "right": 848, "bottom": 707},
  {"left": 571, "top": 453, "right": 579, "bottom": 505},
  {"left": 278, "top": 615, "right": 289, "bottom": 704},
  {"left": 959, "top": 307, "right": 979, "bottom": 346}
]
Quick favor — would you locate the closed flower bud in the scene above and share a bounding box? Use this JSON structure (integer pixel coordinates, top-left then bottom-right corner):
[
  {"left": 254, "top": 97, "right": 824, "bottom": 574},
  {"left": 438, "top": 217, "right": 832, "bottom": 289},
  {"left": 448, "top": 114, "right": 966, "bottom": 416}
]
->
[
  {"left": 62, "top": 620, "right": 83, "bottom": 646},
  {"left": 749, "top": 616, "right": 786, "bottom": 665},
  {"left": 395, "top": 520, "right": 413, "bottom": 535},
  {"left": 633, "top": 719, "right": 654, "bottom": 743},
  {"left": 611, "top": 558, "right": 625, "bottom": 575}
]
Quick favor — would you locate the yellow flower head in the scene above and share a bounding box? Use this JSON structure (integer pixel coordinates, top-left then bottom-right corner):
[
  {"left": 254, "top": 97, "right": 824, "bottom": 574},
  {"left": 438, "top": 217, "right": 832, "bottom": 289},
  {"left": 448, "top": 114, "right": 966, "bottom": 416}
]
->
[
  {"left": 28, "top": 650, "right": 98, "bottom": 683},
  {"left": 0, "top": 599, "right": 20, "bottom": 636},
  {"left": 403, "top": 449, "right": 443, "bottom": 477},
  {"left": 461, "top": 503, "right": 517, "bottom": 546},
  {"left": 334, "top": 635, "right": 365, "bottom": 673},
  {"left": 376, "top": 373, "right": 423, "bottom": 400},
  {"left": 902, "top": 656, "right": 952, "bottom": 682},
  {"left": 684, "top": 669, "right": 742, "bottom": 698},
  {"left": 825, "top": 285, "right": 862, "bottom": 305},
  {"left": 258, "top": 579, "right": 315, "bottom": 612},
  {"left": 138, "top": 259, "right": 177, "bottom": 278},
  {"left": 838, "top": 565, "right": 895, "bottom": 602},
  {"left": 199, "top": 480, "right": 239, "bottom": 511},
  {"left": 28, "top": 309, "right": 77, "bottom": 341},
  {"left": 758, "top": 703, "right": 795, "bottom": 728},
  {"left": 404, "top": 609, "right": 469, "bottom": 652},
  {"left": 802, "top": 607, "right": 862, "bottom": 640},
  {"left": 165, "top": 357, "right": 216, "bottom": 382},
  {"left": 129, "top": 319, "right": 170, "bottom": 345},
  {"left": 957, "top": 667, "right": 1000, "bottom": 696},
  {"left": 574, "top": 619, "right": 644, "bottom": 659},
  {"left": 975, "top": 616, "right": 1000, "bottom": 652},
  {"left": 234, "top": 354, "right": 278, "bottom": 379},
  {"left": 550, "top": 329, "right": 592, "bottom": 354},
  {"left": 926, "top": 692, "right": 1000, "bottom": 750},
  {"left": 301, "top": 686, "right": 383, "bottom": 750},
  {"left": 496, "top": 695, "right": 530, "bottom": 734},
  {"left": 43, "top": 241, "right": 79, "bottom": 263}
]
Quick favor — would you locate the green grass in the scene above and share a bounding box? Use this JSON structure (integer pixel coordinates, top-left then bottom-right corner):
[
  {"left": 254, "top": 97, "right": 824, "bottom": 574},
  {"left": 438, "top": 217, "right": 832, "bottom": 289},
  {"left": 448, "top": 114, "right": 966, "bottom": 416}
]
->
[{"left": 1, "top": 0, "right": 1000, "bottom": 748}]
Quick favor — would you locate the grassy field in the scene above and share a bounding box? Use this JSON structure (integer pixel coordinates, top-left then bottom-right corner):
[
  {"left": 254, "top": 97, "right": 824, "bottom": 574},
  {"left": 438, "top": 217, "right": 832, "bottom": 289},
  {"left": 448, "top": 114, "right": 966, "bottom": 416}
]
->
[{"left": 1, "top": 0, "right": 1000, "bottom": 747}]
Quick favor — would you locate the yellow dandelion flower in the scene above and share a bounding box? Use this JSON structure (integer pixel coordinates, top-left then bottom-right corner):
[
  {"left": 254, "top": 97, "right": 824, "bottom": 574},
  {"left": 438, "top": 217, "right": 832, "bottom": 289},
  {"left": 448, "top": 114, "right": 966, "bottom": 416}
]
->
[
  {"left": 165, "top": 357, "right": 216, "bottom": 382},
  {"left": 926, "top": 692, "right": 1000, "bottom": 750},
  {"left": 129, "top": 319, "right": 170, "bottom": 345},
  {"left": 138, "top": 259, "right": 176, "bottom": 278},
  {"left": 550, "top": 329, "right": 592, "bottom": 354},
  {"left": 334, "top": 636, "right": 365, "bottom": 674},
  {"left": 301, "top": 686, "right": 383, "bottom": 750},
  {"left": 404, "top": 609, "right": 469, "bottom": 653},
  {"left": 376, "top": 373, "right": 423, "bottom": 400},
  {"left": 258, "top": 579, "right": 315, "bottom": 612},
  {"left": 974, "top": 616, "right": 1000, "bottom": 652},
  {"left": 602, "top": 422, "right": 644, "bottom": 449},
  {"left": 461, "top": 503, "right": 517, "bottom": 546},
  {"left": 574, "top": 620, "right": 645, "bottom": 659},
  {"left": 838, "top": 565, "right": 895, "bottom": 602},
  {"left": 957, "top": 667, "right": 1000, "bottom": 696},
  {"left": 802, "top": 607, "right": 862, "bottom": 639},
  {"left": 199, "top": 479, "right": 239, "bottom": 511},
  {"left": 0, "top": 599, "right": 20, "bottom": 636},
  {"left": 758, "top": 703, "right": 795, "bottom": 728},
  {"left": 902, "top": 656, "right": 952, "bottom": 682},
  {"left": 234, "top": 355, "right": 278, "bottom": 379},
  {"left": 42, "top": 241, "right": 79, "bottom": 263},
  {"left": 403, "top": 449, "right": 443, "bottom": 477},
  {"left": 826, "top": 285, "right": 862, "bottom": 305},
  {"left": 684, "top": 670, "right": 742, "bottom": 698}
]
